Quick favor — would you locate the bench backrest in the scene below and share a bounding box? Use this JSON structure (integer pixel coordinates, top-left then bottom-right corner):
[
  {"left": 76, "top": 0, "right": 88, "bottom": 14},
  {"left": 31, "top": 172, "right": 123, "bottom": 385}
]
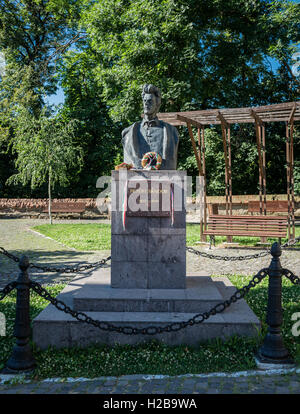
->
[{"left": 206, "top": 215, "right": 288, "bottom": 236}]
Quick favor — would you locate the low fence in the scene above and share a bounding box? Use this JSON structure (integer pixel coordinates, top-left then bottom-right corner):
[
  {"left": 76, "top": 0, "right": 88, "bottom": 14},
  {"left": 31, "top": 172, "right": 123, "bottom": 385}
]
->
[
  {"left": 1, "top": 195, "right": 299, "bottom": 219},
  {"left": 0, "top": 238, "right": 299, "bottom": 373},
  {"left": 0, "top": 198, "right": 103, "bottom": 219}
]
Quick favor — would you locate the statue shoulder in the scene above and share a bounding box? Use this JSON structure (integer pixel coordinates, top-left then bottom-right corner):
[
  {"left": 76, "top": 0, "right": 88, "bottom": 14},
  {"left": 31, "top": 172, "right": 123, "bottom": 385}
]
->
[
  {"left": 161, "top": 120, "right": 179, "bottom": 137},
  {"left": 121, "top": 121, "right": 141, "bottom": 139}
]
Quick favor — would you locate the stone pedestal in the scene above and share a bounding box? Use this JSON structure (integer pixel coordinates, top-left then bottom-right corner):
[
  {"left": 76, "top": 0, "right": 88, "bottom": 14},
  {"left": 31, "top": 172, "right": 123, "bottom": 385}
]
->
[
  {"left": 111, "top": 170, "right": 186, "bottom": 289},
  {"left": 32, "top": 270, "right": 261, "bottom": 349},
  {"left": 32, "top": 169, "right": 261, "bottom": 349}
]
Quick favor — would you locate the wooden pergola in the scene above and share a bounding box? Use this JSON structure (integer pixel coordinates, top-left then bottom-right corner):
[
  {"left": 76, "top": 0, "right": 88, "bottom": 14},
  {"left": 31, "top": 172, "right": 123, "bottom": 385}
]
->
[{"left": 157, "top": 101, "right": 300, "bottom": 241}]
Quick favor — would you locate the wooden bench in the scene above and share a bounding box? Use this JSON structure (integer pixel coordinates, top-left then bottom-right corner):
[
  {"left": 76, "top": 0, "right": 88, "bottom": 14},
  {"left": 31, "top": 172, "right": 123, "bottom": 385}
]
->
[
  {"left": 248, "top": 200, "right": 289, "bottom": 213},
  {"left": 203, "top": 214, "right": 288, "bottom": 246},
  {"left": 42, "top": 202, "right": 86, "bottom": 218}
]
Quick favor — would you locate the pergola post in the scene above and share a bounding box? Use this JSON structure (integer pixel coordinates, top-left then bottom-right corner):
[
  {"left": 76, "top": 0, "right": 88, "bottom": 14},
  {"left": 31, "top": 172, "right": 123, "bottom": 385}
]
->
[
  {"left": 158, "top": 101, "right": 299, "bottom": 246},
  {"left": 251, "top": 109, "right": 267, "bottom": 219},
  {"left": 198, "top": 126, "right": 207, "bottom": 241},
  {"left": 286, "top": 105, "right": 296, "bottom": 240},
  {"left": 262, "top": 124, "right": 267, "bottom": 216},
  {"left": 176, "top": 114, "right": 206, "bottom": 242},
  {"left": 218, "top": 111, "right": 232, "bottom": 242},
  {"left": 228, "top": 126, "right": 232, "bottom": 216},
  {"left": 176, "top": 114, "right": 203, "bottom": 175},
  {"left": 202, "top": 126, "right": 207, "bottom": 241}
]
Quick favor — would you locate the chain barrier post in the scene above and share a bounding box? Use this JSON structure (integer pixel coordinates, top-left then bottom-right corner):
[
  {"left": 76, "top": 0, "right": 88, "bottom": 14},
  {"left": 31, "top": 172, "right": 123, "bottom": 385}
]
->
[
  {"left": 256, "top": 242, "right": 294, "bottom": 368},
  {"left": 3, "top": 256, "right": 36, "bottom": 374}
]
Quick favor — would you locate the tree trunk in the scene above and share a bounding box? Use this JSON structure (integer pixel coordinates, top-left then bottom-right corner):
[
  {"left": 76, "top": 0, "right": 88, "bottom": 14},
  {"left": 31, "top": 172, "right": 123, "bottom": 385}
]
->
[{"left": 48, "top": 167, "right": 52, "bottom": 225}]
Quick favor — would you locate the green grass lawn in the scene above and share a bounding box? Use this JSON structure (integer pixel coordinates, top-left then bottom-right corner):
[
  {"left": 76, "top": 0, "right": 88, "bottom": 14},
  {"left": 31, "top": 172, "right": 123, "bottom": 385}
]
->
[
  {"left": 0, "top": 275, "right": 299, "bottom": 379},
  {"left": 33, "top": 223, "right": 300, "bottom": 251},
  {"left": 34, "top": 223, "right": 112, "bottom": 250}
]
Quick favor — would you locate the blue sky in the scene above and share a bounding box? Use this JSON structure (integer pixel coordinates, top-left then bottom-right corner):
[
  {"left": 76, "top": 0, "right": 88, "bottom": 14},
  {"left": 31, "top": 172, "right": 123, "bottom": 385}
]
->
[{"left": 46, "top": 87, "right": 65, "bottom": 106}]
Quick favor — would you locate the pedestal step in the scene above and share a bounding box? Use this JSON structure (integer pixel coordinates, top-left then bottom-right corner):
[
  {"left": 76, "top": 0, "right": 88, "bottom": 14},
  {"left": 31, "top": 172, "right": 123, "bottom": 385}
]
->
[
  {"left": 73, "top": 275, "right": 223, "bottom": 313},
  {"left": 33, "top": 308, "right": 260, "bottom": 349},
  {"left": 32, "top": 270, "right": 261, "bottom": 349}
]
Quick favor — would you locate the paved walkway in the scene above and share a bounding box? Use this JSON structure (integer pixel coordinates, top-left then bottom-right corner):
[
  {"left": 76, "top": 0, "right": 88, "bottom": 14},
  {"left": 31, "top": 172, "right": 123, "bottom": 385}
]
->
[
  {"left": 0, "top": 218, "right": 299, "bottom": 288},
  {"left": 0, "top": 218, "right": 299, "bottom": 394},
  {"left": 0, "top": 371, "right": 300, "bottom": 394},
  {"left": 0, "top": 219, "right": 111, "bottom": 287}
]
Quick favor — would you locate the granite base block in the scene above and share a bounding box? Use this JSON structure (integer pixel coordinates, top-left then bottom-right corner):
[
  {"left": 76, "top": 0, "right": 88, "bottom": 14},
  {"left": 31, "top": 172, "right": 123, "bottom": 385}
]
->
[
  {"left": 111, "top": 260, "right": 186, "bottom": 289},
  {"left": 111, "top": 169, "right": 187, "bottom": 289},
  {"left": 32, "top": 270, "right": 261, "bottom": 349}
]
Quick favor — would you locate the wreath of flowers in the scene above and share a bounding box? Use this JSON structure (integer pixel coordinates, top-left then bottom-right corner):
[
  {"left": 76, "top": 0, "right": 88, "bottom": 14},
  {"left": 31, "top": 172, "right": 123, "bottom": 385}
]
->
[
  {"left": 114, "top": 162, "right": 133, "bottom": 170},
  {"left": 141, "top": 152, "right": 162, "bottom": 170}
]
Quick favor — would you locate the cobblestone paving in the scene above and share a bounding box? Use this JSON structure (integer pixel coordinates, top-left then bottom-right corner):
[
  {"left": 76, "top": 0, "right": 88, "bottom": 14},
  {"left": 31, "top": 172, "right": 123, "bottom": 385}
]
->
[{"left": 0, "top": 372, "right": 299, "bottom": 394}]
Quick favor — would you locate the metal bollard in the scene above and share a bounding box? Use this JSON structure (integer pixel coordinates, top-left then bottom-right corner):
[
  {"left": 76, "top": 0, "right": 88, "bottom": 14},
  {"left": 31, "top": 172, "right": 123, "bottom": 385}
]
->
[
  {"left": 3, "top": 255, "right": 36, "bottom": 373},
  {"left": 256, "top": 242, "right": 294, "bottom": 367}
]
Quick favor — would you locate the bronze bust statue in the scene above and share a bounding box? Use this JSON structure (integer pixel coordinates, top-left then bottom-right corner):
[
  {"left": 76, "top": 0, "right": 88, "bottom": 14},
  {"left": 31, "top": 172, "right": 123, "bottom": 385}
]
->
[{"left": 121, "top": 84, "right": 179, "bottom": 169}]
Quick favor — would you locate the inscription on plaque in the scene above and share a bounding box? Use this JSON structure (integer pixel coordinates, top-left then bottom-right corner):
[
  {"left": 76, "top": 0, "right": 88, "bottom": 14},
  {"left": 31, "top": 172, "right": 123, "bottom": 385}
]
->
[{"left": 126, "top": 180, "right": 173, "bottom": 217}]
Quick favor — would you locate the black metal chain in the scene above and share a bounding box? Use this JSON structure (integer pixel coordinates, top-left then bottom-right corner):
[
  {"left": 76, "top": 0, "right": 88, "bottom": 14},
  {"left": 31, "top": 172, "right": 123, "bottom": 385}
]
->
[
  {"left": 186, "top": 246, "right": 270, "bottom": 261},
  {"left": 29, "top": 268, "right": 269, "bottom": 335},
  {"left": 29, "top": 256, "right": 111, "bottom": 273},
  {"left": 0, "top": 246, "right": 111, "bottom": 273},
  {"left": 1, "top": 236, "right": 299, "bottom": 272},
  {"left": 281, "top": 236, "right": 300, "bottom": 249},
  {"left": 186, "top": 235, "right": 300, "bottom": 261},
  {"left": 0, "top": 247, "right": 20, "bottom": 263},
  {"left": 0, "top": 281, "right": 17, "bottom": 301},
  {"left": 282, "top": 268, "right": 300, "bottom": 285}
]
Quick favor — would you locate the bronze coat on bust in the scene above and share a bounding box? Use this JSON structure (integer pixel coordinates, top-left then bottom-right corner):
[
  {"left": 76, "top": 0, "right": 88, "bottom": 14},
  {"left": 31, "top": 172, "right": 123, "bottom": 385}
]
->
[{"left": 121, "top": 119, "right": 179, "bottom": 170}]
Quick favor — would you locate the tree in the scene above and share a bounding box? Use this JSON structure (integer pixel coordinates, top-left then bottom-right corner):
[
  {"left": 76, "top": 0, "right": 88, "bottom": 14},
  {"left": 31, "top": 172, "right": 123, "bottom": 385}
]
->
[
  {"left": 0, "top": 0, "right": 81, "bottom": 114},
  {"left": 72, "top": 0, "right": 299, "bottom": 197},
  {"left": 267, "top": 0, "right": 300, "bottom": 99},
  {"left": 80, "top": 0, "right": 300, "bottom": 124},
  {"left": 1, "top": 0, "right": 299, "bottom": 199},
  {"left": 58, "top": 47, "right": 122, "bottom": 197},
  {"left": 0, "top": 0, "right": 84, "bottom": 198},
  {"left": 7, "top": 107, "right": 83, "bottom": 223}
]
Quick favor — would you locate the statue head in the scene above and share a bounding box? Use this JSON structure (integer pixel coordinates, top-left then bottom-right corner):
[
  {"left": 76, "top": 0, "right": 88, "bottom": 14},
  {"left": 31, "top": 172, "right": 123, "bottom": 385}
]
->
[{"left": 142, "top": 84, "right": 161, "bottom": 119}]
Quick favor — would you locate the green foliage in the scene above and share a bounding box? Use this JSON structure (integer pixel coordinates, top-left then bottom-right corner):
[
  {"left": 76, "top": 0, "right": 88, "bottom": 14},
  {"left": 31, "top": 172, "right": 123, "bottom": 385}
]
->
[
  {"left": 7, "top": 107, "right": 83, "bottom": 192},
  {"left": 0, "top": 0, "right": 79, "bottom": 112},
  {"left": 58, "top": 46, "right": 122, "bottom": 196},
  {"left": 0, "top": 0, "right": 299, "bottom": 198},
  {"left": 81, "top": 0, "right": 300, "bottom": 124},
  {"left": 267, "top": 0, "right": 300, "bottom": 97}
]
